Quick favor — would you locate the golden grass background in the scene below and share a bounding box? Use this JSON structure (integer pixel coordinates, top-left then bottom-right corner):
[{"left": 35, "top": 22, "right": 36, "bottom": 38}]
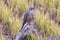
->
[{"left": 0, "top": 0, "right": 60, "bottom": 40}]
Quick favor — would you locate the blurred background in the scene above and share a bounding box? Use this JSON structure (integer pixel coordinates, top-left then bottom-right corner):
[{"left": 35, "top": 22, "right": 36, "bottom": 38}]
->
[{"left": 0, "top": 0, "right": 60, "bottom": 40}]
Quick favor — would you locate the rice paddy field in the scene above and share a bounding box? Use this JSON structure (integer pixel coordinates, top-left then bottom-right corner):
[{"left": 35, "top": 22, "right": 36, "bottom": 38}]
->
[{"left": 0, "top": 0, "right": 60, "bottom": 40}]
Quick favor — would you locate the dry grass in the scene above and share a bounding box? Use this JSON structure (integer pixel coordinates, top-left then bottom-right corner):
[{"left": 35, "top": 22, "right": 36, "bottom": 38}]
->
[{"left": 0, "top": 0, "right": 60, "bottom": 40}]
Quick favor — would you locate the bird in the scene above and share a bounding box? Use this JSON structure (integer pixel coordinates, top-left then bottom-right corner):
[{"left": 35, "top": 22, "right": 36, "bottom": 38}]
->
[
  {"left": 15, "top": 7, "right": 39, "bottom": 40},
  {"left": 21, "top": 7, "right": 35, "bottom": 29}
]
